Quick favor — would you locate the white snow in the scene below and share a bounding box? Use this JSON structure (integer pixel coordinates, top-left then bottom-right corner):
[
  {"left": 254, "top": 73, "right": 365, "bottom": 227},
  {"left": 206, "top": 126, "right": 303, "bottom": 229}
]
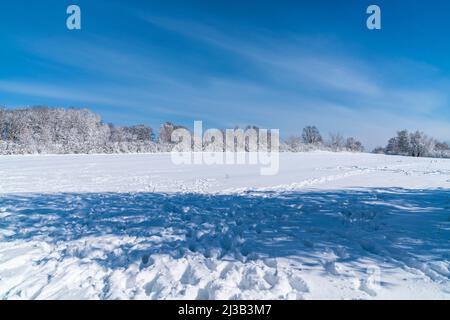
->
[{"left": 0, "top": 152, "right": 449, "bottom": 299}]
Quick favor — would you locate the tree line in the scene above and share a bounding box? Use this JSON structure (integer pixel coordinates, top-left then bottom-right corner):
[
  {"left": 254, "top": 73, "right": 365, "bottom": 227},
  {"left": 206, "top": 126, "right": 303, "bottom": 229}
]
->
[
  {"left": 0, "top": 107, "right": 448, "bottom": 157},
  {"left": 372, "top": 130, "right": 450, "bottom": 158},
  {"left": 282, "top": 125, "right": 365, "bottom": 152},
  {"left": 0, "top": 107, "right": 365, "bottom": 155},
  {"left": 0, "top": 107, "right": 159, "bottom": 154}
]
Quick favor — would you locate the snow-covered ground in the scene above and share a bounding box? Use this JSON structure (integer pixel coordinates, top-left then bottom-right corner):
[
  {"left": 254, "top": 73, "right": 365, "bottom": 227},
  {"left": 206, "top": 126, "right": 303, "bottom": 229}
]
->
[{"left": 0, "top": 152, "right": 449, "bottom": 299}]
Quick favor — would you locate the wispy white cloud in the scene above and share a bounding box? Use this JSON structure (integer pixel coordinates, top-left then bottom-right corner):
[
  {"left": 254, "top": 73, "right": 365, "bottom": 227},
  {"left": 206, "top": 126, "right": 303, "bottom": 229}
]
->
[
  {"left": 2, "top": 15, "right": 450, "bottom": 148},
  {"left": 0, "top": 80, "right": 116, "bottom": 106},
  {"left": 143, "top": 15, "right": 448, "bottom": 114}
]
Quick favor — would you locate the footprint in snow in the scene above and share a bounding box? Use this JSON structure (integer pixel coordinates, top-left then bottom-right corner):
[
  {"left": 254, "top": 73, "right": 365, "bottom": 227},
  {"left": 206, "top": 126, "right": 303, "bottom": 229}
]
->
[
  {"left": 359, "top": 280, "right": 377, "bottom": 297},
  {"left": 288, "top": 275, "right": 309, "bottom": 293}
]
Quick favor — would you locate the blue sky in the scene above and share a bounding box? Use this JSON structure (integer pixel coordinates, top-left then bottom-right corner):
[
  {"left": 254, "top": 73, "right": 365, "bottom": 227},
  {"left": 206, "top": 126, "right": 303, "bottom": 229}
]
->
[{"left": 1, "top": 0, "right": 450, "bottom": 148}]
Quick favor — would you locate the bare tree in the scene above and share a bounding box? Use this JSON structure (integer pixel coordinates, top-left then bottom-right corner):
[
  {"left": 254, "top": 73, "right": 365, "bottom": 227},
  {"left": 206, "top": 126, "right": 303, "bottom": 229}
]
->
[{"left": 329, "top": 132, "right": 344, "bottom": 151}]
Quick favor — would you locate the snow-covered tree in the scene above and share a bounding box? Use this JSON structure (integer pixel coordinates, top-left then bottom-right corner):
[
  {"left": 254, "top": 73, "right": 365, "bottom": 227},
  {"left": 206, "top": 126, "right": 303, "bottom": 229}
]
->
[
  {"left": 385, "top": 130, "right": 411, "bottom": 155},
  {"left": 435, "top": 141, "right": 450, "bottom": 151},
  {"left": 409, "top": 131, "right": 434, "bottom": 157},
  {"left": 380, "top": 129, "right": 449, "bottom": 158},
  {"left": 158, "top": 122, "right": 175, "bottom": 144},
  {"left": 0, "top": 107, "right": 158, "bottom": 155},
  {"left": 302, "top": 126, "right": 323, "bottom": 145},
  {"left": 345, "top": 137, "right": 364, "bottom": 152},
  {"left": 285, "top": 136, "right": 303, "bottom": 152},
  {"left": 0, "top": 108, "right": 5, "bottom": 140},
  {"left": 385, "top": 136, "right": 398, "bottom": 155},
  {"left": 0, "top": 106, "right": 374, "bottom": 156},
  {"left": 372, "top": 146, "right": 386, "bottom": 154},
  {"left": 328, "top": 132, "right": 345, "bottom": 151},
  {"left": 158, "top": 122, "right": 186, "bottom": 144},
  {"left": 397, "top": 130, "right": 411, "bottom": 155},
  {"left": 433, "top": 140, "right": 450, "bottom": 158}
]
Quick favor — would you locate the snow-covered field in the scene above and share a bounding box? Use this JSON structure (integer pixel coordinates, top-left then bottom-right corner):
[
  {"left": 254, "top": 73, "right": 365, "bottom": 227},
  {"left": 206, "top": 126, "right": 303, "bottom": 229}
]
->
[{"left": 0, "top": 152, "right": 449, "bottom": 299}]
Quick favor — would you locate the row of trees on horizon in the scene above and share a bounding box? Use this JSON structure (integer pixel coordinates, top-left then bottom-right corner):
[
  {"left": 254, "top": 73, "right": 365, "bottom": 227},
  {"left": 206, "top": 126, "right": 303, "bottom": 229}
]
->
[
  {"left": 373, "top": 129, "right": 450, "bottom": 158},
  {"left": 0, "top": 107, "right": 448, "bottom": 158}
]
